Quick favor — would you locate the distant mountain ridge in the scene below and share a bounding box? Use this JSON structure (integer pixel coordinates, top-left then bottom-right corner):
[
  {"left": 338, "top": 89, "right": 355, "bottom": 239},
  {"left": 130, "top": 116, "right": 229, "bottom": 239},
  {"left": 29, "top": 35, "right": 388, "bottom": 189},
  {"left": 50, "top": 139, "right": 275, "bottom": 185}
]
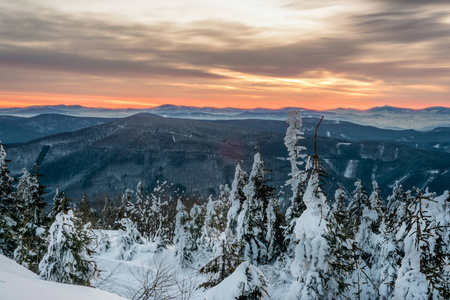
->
[
  {"left": 4, "top": 114, "right": 450, "bottom": 202},
  {"left": 0, "top": 114, "right": 116, "bottom": 143},
  {"left": 0, "top": 104, "right": 449, "bottom": 130}
]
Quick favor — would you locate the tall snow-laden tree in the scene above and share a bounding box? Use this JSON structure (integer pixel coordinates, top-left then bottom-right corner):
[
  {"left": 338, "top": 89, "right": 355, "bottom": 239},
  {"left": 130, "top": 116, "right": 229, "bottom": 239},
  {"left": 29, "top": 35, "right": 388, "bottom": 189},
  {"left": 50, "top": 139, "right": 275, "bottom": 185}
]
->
[
  {"left": 39, "top": 209, "right": 97, "bottom": 286},
  {"left": 148, "top": 182, "right": 171, "bottom": 248},
  {"left": 0, "top": 142, "right": 16, "bottom": 258},
  {"left": 289, "top": 117, "right": 333, "bottom": 300},
  {"left": 118, "top": 188, "right": 134, "bottom": 220},
  {"left": 347, "top": 179, "right": 370, "bottom": 237},
  {"left": 173, "top": 199, "right": 193, "bottom": 267},
  {"left": 283, "top": 110, "right": 307, "bottom": 257},
  {"left": 14, "top": 167, "right": 47, "bottom": 273},
  {"left": 190, "top": 203, "right": 206, "bottom": 252},
  {"left": 386, "top": 181, "right": 411, "bottom": 229},
  {"left": 237, "top": 152, "right": 273, "bottom": 265},
  {"left": 101, "top": 197, "right": 115, "bottom": 229},
  {"left": 350, "top": 182, "right": 386, "bottom": 300},
  {"left": 265, "top": 197, "right": 284, "bottom": 263},
  {"left": 199, "top": 196, "right": 222, "bottom": 257},
  {"left": 131, "top": 181, "right": 146, "bottom": 232},
  {"left": 226, "top": 162, "right": 248, "bottom": 238},
  {"left": 325, "top": 186, "right": 353, "bottom": 299},
  {"left": 395, "top": 188, "right": 449, "bottom": 299},
  {"left": 216, "top": 184, "right": 231, "bottom": 233},
  {"left": 48, "top": 188, "right": 67, "bottom": 222},
  {"left": 289, "top": 157, "right": 331, "bottom": 299},
  {"left": 378, "top": 218, "right": 402, "bottom": 299},
  {"left": 76, "top": 194, "right": 96, "bottom": 226}
]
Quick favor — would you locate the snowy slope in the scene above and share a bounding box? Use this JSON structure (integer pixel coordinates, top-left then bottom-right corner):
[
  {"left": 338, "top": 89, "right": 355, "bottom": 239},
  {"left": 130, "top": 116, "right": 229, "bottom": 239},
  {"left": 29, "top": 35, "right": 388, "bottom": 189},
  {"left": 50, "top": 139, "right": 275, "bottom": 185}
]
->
[{"left": 0, "top": 254, "right": 127, "bottom": 300}]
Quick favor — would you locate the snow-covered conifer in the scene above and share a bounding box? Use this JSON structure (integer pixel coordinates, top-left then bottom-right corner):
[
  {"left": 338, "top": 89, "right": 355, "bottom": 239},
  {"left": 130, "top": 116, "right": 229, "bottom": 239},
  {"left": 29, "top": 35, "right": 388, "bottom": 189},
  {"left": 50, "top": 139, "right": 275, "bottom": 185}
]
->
[
  {"left": 48, "top": 188, "right": 67, "bottom": 221},
  {"left": 0, "top": 142, "right": 16, "bottom": 257},
  {"left": 198, "top": 234, "right": 242, "bottom": 290},
  {"left": 386, "top": 181, "right": 411, "bottom": 229},
  {"left": 347, "top": 179, "right": 370, "bottom": 236},
  {"left": 265, "top": 198, "right": 284, "bottom": 263},
  {"left": 101, "top": 197, "right": 114, "bottom": 229},
  {"left": 131, "top": 181, "right": 146, "bottom": 231},
  {"left": 174, "top": 199, "right": 193, "bottom": 267},
  {"left": 395, "top": 189, "right": 449, "bottom": 299},
  {"left": 116, "top": 218, "right": 146, "bottom": 261},
  {"left": 325, "top": 186, "right": 353, "bottom": 298},
  {"left": 190, "top": 203, "right": 206, "bottom": 252},
  {"left": 351, "top": 182, "right": 386, "bottom": 299},
  {"left": 76, "top": 194, "right": 96, "bottom": 226},
  {"left": 226, "top": 163, "right": 248, "bottom": 238},
  {"left": 216, "top": 184, "right": 231, "bottom": 233},
  {"left": 236, "top": 152, "right": 273, "bottom": 265},
  {"left": 117, "top": 188, "right": 134, "bottom": 219},
  {"left": 148, "top": 182, "right": 171, "bottom": 248},
  {"left": 39, "top": 209, "right": 97, "bottom": 285},
  {"left": 14, "top": 167, "right": 47, "bottom": 273},
  {"left": 205, "top": 261, "right": 268, "bottom": 300},
  {"left": 283, "top": 110, "right": 307, "bottom": 257},
  {"left": 289, "top": 154, "right": 331, "bottom": 299}
]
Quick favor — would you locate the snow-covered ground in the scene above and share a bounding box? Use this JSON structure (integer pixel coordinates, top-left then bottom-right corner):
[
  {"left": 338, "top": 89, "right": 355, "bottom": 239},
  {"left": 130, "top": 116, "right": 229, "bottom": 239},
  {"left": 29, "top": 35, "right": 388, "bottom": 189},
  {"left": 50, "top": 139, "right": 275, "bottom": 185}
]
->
[
  {"left": 90, "top": 230, "right": 290, "bottom": 300},
  {"left": 0, "top": 254, "right": 126, "bottom": 300}
]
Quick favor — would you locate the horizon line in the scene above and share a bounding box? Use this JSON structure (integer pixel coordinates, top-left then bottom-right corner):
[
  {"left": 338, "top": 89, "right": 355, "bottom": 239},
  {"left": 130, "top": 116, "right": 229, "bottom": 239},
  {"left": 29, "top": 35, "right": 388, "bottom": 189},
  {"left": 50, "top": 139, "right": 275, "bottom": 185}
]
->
[{"left": 0, "top": 103, "right": 449, "bottom": 112}]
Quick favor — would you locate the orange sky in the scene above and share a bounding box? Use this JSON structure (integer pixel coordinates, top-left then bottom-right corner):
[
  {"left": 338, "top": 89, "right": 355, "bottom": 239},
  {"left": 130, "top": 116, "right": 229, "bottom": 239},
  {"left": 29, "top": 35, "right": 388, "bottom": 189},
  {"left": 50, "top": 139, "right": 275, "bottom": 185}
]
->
[{"left": 1, "top": 1, "right": 449, "bottom": 110}]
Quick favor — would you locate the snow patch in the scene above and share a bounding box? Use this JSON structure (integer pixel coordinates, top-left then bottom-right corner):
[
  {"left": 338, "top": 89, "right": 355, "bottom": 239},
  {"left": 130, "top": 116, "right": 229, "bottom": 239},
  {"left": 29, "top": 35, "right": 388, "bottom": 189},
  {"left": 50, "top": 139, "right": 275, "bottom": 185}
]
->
[
  {"left": 344, "top": 160, "right": 358, "bottom": 178},
  {"left": 0, "top": 254, "right": 126, "bottom": 300}
]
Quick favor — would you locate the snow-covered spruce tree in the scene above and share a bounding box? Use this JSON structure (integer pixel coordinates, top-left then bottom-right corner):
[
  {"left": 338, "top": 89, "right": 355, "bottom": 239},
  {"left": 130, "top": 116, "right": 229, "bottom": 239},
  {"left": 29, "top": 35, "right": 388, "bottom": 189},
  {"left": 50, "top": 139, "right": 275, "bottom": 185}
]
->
[
  {"left": 325, "top": 186, "right": 354, "bottom": 299},
  {"left": 216, "top": 184, "right": 231, "bottom": 233},
  {"left": 148, "top": 182, "right": 171, "bottom": 248},
  {"left": 117, "top": 188, "right": 134, "bottom": 219},
  {"left": 0, "top": 142, "right": 16, "bottom": 258},
  {"left": 226, "top": 162, "right": 248, "bottom": 238},
  {"left": 237, "top": 152, "right": 274, "bottom": 265},
  {"left": 48, "top": 188, "right": 67, "bottom": 222},
  {"left": 347, "top": 179, "right": 370, "bottom": 237},
  {"left": 283, "top": 110, "right": 307, "bottom": 259},
  {"left": 131, "top": 181, "right": 146, "bottom": 233},
  {"left": 14, "top": 167, "right": 47, "bottom": 273},
  {"left": 378, "top": 214, "right": 403, "bottom": 299},
  {"left": 386, "top": 181, "right": 411, "bottom": 229},
  {"left": 174, "top": 199, "right": 194, "bottom": 267},
  {"left": 39, "top": 209, "right": 97, "bottom": 286},
  {"left": 116, "top": 218, "right": 146, "bottom": 261},
  {"left": 101, "top": 196, "right": 115, "bottom": 229},
  {"left": 189, "top": 203, "right": 206, "bottom": 252},
  {"left": 289, "top": 117, "right": 333, "bottom": 300},
  {"left": 205, "top": 261, "right": 268, "bottom": 300},
  {"left": 265, "top": 197, "right": 284, "bottom": 263},
  {"left": 395, "top": 188, "right": 449, "bottom": 299},
  {"left": 198, "top": 234, "right": 242, "bottom": 290},
  {"left": 350, "top": 181, "right": 386, "bottom": 300},
  {"left": 76, "top": 194, "right": 97, "bottom": 226}
]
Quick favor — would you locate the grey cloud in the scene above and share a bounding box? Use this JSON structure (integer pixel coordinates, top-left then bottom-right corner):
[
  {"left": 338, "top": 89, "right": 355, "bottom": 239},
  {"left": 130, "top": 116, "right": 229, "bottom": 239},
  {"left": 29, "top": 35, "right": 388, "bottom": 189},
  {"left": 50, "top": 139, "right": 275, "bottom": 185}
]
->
[
  {"left": 0, "top": 46, "right": 227, "bottom": 79},
  {"left": 353, "top": 10, "right": 450, "bottom": 43},
  {"left": 0, "top": 0, "right": 449, "bottom": 89},
  {"left": 160, "top": 39, "right": 361, "bottom": 78}
]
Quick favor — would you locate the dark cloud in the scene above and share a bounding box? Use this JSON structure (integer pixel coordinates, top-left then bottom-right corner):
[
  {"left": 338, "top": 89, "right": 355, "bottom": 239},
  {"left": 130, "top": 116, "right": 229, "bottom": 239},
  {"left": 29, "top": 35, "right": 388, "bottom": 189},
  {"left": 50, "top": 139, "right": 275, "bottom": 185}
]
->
[
  {"left": 159, "top": 38, "right": 361, "bottom": 78},
  {"left": 374, "top": 0, "right": 449, "bottom": 5},
  {"left": 353, "top": 10, "right": 450, "bottom": 43},
  {"left": 0, "top": 46, "right": 227, "bottom": 79}
]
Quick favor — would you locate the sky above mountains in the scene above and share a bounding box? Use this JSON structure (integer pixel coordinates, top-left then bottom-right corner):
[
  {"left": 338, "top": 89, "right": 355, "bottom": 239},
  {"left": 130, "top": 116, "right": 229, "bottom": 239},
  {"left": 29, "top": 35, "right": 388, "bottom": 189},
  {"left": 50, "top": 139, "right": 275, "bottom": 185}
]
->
[{"left": 0, "top": 0, "right": 449, "bottom": 109}]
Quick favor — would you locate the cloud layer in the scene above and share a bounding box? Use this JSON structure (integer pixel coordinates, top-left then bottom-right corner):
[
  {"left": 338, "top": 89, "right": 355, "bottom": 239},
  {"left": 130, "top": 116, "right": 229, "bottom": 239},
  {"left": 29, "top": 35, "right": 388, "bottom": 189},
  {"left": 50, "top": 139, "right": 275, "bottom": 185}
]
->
[{"left": 0, "top": 0, "right": 449, "bottom": 109}]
